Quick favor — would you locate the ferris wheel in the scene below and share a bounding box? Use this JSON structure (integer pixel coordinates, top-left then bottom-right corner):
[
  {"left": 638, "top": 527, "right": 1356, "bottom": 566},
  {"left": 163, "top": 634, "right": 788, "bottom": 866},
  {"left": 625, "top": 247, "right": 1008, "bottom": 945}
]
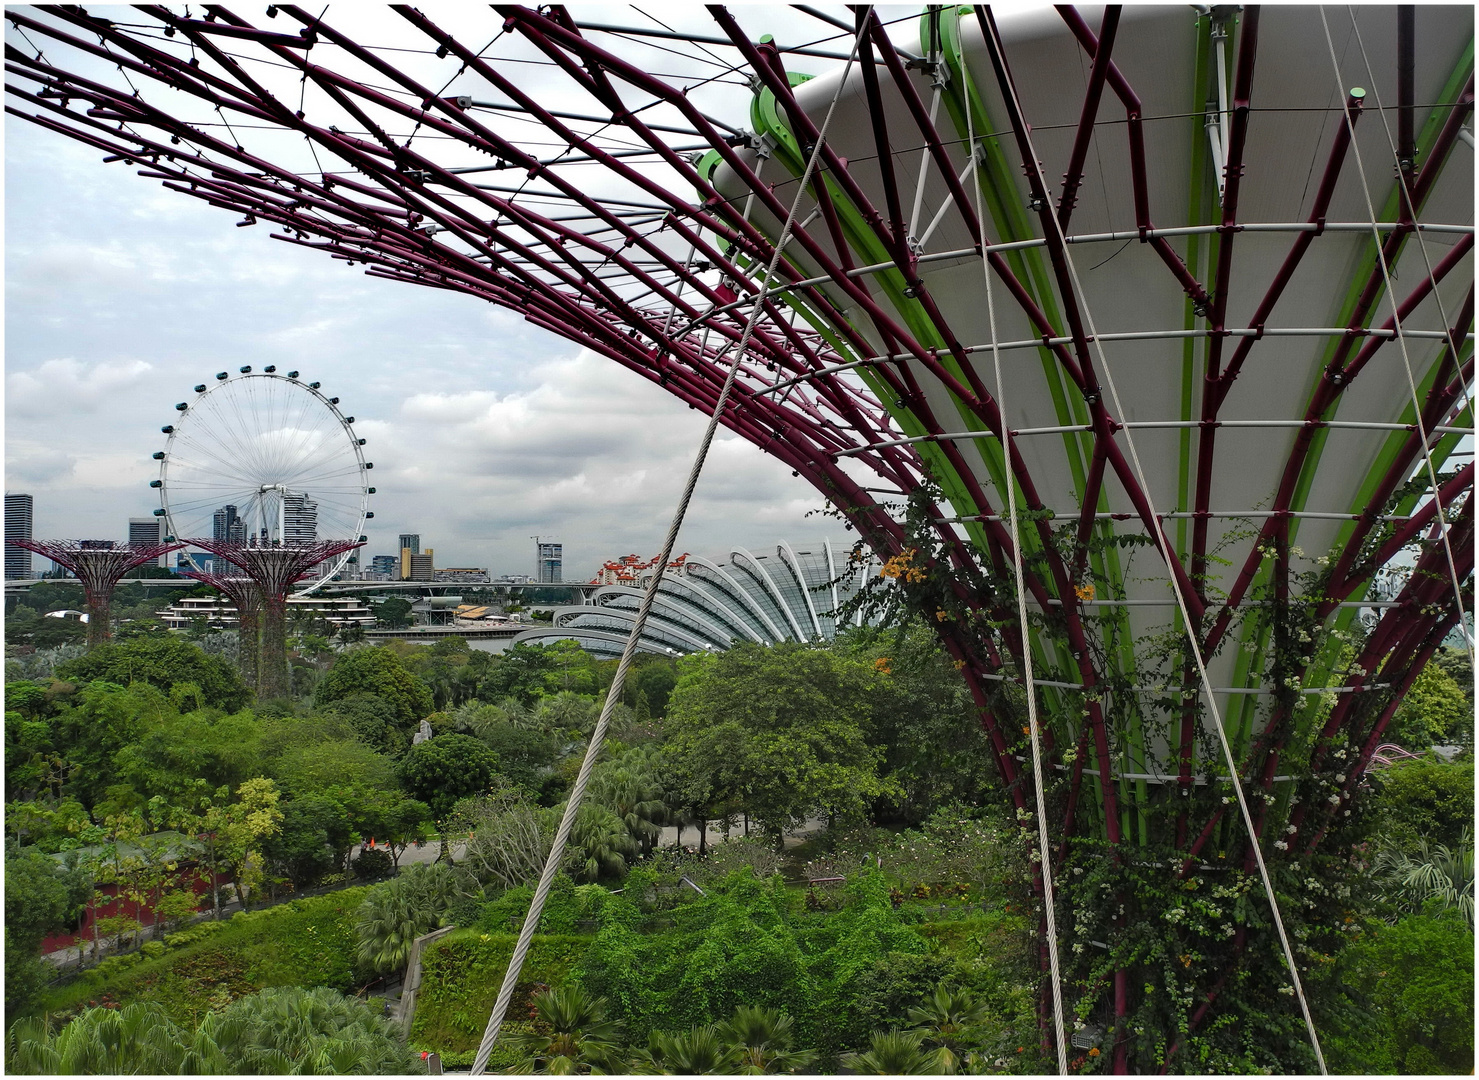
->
[{"left": 152, "top": 366, "right": 373, "bottom": 590}]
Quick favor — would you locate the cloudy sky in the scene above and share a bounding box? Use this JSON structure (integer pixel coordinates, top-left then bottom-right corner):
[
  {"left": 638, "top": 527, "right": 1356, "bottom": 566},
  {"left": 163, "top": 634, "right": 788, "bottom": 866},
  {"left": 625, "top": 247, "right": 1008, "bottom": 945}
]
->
[{"left": 4, "top": 6, "right": 910, "bottom": 580}]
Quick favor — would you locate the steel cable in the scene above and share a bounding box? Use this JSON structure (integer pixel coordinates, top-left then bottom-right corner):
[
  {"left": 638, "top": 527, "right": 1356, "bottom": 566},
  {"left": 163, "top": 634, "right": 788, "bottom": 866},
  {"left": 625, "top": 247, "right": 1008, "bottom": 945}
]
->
[{"left": 466, "top": 17, "right": 869, "bottom": 1074}]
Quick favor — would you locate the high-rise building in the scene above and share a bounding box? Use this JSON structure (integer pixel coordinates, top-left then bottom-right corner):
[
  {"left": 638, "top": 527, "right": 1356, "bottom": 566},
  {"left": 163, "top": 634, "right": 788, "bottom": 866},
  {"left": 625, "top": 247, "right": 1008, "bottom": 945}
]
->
[
  {"left": 370, "top": 555, "right": 398, "bottom": 577},
  {"left": 213, "top": 504, "right": 247, "bottom": 542},
  {"left": 408, "top": 550, "right": 435, "bottom": 582},
  {"left": 5, "top": 493, "right": 34, "bottom": 580},
  {"left": 128, "top": 517, "right": 167, "bottom": 568},
  {"left": 536, "top": 539, "right": 563, "bottom": 583},
  {"left": 282, "top": 491, "right": 318, "bottom": 542},
  {"left": 398, "top": 533, "right": 420, "bottom": 555}
]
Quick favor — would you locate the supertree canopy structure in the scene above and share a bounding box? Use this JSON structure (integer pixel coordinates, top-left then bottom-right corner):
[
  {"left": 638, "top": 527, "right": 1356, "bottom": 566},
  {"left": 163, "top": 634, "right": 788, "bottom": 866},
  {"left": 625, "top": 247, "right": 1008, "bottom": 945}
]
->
[
  {"left": 186, "top": 540, "right": 363, "bottom": 699},
  {"left": 6, "top": 4, "right": 1472, "bottom": 1070},
  {"left": 6, "top": 539, "right": 185, "bottom": 647},
  {"left": 181, "top": 571, "right": 263, "bottom": 695}
]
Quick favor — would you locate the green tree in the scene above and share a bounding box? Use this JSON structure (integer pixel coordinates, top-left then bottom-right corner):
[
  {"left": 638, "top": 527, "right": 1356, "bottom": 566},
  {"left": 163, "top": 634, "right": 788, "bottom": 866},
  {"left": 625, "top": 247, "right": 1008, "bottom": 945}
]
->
[
  {"left": 844, "top": 622, "right": 996, "bottom": 824},
  {"left": 477, "top": 642, "right": 561, "bottom": 705},
  {"left": 6, "top": 987, "right": 417, "bottom": 1075},
  {"left": 264, "top": 796, "right": 353, "bottom": 888},
  {"left": 508, "top": 985, "right": 625, "bottom": 1075},
  {"left": 6, "top": 1002, "right": 222, "bottom": 1074},
  {"left": 5, "top": 846, "right": 91, "bottom": 1018},
  {"left": 314, "top": 647, "right": 433, "bottom": 728},
  {"left": 718, "top": 1005, "right": 816, "bottom": 1074},
  {"left": 1370, "top": 758, "right": 1474, "bottom": 850},
  {"left": 370, "top": 597, "right": 413, "bottom": 629},
  {"left": 842, "top": 1029, "right": 952, "bottom": 1075},
  {"left": 205, "top": 985, "right": 419, "bottom": 1074},
  {"left": 269, "top": 738, "right": 398, "bottom": 800},
  {"left": 320, "top": 691, "right": 405, "bottom": 756},
  {"left": 589, "top": 746, "right": 668, "bottom": 855},
  {"left": 355, "top": 863, "right": 476, "bottom": 975},
  {"left": 563, "top": 801, "right": 637, "bottom": 882},
  {"left": 905, "top": 986, "right": 991, "bottom": 1074},
  {"left": 396, "top": 734, "right": 499, "bottom": 820},
  {"left": 55, "top": 636, "right": 248, "bottom": 712},
  {"left": 636, "top": 1025, "right": 739, "bottom": 1074},
  {"left": 1323, "top": 910, "right": 1474, "bottom": 1074},
  {"left": 1388, "top": 659, "right": 1473, "bottom": 748},
  {"left": 112, "top": 708, "right": 262, "bottom": 803},
  {"left": 355, "top": 790, "right": 431, "bottom": 868},
  {"left": 1373, "top": 832, "right": 1474, "bottom": 924},
  {"left": 663, "top": 643, "right": 896, "bottom": 844}
]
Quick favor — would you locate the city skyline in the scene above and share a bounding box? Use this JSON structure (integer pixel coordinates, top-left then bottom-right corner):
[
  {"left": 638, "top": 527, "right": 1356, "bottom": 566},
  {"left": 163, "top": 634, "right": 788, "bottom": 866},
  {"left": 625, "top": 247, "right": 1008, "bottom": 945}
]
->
[{"left": 6, "top": 96, "right": 834, "bottom": 578}]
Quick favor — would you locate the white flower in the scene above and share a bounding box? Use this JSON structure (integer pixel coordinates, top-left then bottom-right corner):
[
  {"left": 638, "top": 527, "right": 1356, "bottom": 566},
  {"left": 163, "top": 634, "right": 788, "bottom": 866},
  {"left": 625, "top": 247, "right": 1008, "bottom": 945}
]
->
[
  {"left": 1286, "top": 825, "right": 1298, "bottom": 834},
  {"left": 1274, "top": 841, "right": 1288, "bottom": 851}
]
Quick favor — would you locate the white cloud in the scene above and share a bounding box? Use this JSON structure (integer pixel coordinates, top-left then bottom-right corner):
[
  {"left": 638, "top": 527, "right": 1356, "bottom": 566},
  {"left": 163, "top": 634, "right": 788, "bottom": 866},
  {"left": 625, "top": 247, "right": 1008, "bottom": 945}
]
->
[{"left": 7, "top": 358, "right": 154, "bottom": 416}]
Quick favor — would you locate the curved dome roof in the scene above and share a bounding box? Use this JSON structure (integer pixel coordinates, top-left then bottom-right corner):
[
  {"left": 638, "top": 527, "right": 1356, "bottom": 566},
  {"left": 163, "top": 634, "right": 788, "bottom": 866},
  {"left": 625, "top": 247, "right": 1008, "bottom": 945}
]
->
[{"left": 512, "top": 539, "right": 877, "bottom": 657}]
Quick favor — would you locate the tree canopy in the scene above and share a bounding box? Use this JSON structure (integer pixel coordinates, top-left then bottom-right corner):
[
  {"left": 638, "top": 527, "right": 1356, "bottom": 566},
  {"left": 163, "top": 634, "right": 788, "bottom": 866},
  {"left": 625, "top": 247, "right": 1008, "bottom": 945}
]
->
[
  {"left": 313, "top": 647, "right": 433, "bottom": 728},
  {"left": 662, "top": 643, "right": 896, "bottom": 842},
  {"left": 55, "top": 637, "right": 249, "bottom": 712}
]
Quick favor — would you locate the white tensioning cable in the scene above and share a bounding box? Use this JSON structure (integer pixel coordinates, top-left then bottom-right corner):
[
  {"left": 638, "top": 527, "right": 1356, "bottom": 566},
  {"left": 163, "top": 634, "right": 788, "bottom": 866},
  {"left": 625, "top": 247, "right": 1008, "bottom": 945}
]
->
[
  {"left": 1327, "top": 7, "right": 1474, "bottom": 662},
  {"left": 974, "top": 9, "right": 1328, "bottom": 1072},
  {"left": 467, "top": 19, "right": 868, "bottom": 1075},
  {"left": 959, "top": 36, "right": 1070, "bottom": 1078}
]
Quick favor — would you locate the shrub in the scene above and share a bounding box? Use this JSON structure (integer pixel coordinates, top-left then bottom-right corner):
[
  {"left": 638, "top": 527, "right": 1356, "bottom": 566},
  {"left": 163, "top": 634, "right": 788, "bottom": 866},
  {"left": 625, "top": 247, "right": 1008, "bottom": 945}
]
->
[
  {"left": 32, "top": 890, "right": 370, "bottom": 1024},
  {"left": 352, "top": 849, "right": 395, "bottom": 882}
]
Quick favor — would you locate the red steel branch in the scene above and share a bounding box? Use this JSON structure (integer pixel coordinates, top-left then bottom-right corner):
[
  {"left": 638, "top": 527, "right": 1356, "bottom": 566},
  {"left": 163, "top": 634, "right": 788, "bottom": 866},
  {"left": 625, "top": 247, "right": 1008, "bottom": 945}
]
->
[
  {"left": 7, "top": 539, "right": 184, "bottom": 647},
  {"left": 6, "top": 13, "right": 1471, "bottom": 1046}
]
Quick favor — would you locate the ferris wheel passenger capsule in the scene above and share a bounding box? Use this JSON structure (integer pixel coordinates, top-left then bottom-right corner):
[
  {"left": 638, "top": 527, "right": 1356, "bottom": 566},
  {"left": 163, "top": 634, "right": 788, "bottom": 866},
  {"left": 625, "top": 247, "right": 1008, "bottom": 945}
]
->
[{"left": 240, "top": 366, "right": 252, "bottom": 373}]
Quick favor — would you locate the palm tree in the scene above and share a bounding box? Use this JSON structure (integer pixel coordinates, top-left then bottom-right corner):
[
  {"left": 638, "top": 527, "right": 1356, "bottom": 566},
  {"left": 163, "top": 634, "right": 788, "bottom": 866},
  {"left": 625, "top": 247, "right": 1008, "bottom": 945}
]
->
[
  {"left": 355, "top": 862, "right": 473, "bottom": 975},
  {"left": 1373, "top": 829, "right": 1474, "bottom": 925},
  {"left": 718, "top": 1005, "right": 816, "bottom": 1074},
  {"left": 842, "top": 1029, "right": 954, "bottom": 1075},
  {"left": 536, "top": 691, "right": 600, "bottom": 735},
  {"left": 905, "top": 985, "right": 990, "bottom": 1073},
  {"left": 590, "top": 748, "right": 668, "bottom": 856},
  {"left": 203, "top": 985, "right": 419, "bottom": 1074},
  {"left": 507, "top": 985, "right": 625, "bottom": 1074},
  {"left": 564, "top": 802, "right": 637, "bottom": 882},
  {"left": 632, "top": 1025, "right": 739, "bottom": 1074},
  {"left": 6, "top": 1003, "right": 214, "bottom": 1075}
]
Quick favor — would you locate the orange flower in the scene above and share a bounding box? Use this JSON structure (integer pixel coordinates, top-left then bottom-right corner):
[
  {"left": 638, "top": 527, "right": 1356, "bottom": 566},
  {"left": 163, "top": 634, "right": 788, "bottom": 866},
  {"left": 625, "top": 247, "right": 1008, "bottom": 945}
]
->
[
  {"left": 1075, "top": 582, "right": 1096, "bottom": 601},
  {"left": 1088, "top": 1047, "right": 1101, "bottom": 1058},
  {"left": 1180, "top": 953, "right": 1193, "bottom": 968},
  {"left": 874, "top": 657, "right": 892, "bottom": 674}
]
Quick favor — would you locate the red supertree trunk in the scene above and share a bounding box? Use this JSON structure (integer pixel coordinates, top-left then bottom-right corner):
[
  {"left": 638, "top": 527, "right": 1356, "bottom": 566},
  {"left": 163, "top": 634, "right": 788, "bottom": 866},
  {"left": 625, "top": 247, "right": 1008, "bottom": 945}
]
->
[{"left": 8, "top": 540, "right": 184, "bottom": 648}]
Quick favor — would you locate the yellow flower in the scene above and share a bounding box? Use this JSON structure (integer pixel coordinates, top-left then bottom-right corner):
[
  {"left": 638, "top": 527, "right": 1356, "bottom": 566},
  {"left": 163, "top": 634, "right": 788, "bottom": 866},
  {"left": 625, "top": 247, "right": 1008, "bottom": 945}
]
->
[{"left": 1075, "top": 583, "right": 1095, "bottom": 601}]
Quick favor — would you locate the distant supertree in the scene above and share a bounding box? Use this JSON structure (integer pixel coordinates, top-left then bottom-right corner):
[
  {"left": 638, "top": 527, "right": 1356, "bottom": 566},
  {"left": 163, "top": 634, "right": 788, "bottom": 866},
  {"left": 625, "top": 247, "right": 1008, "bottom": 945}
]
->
[
  {"left": 182, "top": 571, "right": 264, "bottom": 697},
  {"left": 186, "top": 540, "right": 363, "bottom": 699},
  {"left": 7, "top": 540, "right": 184, "bottom": 648}
]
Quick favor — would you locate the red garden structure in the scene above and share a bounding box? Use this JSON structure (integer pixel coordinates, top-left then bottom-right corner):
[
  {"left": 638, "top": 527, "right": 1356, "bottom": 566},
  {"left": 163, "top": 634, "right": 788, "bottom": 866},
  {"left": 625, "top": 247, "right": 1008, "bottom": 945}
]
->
[
  {"left": 7, "top": 539, "right": 185, "bottom": 648},
  {"left": 6, "top": 5, "right": 1470, "bottom": 1070}
]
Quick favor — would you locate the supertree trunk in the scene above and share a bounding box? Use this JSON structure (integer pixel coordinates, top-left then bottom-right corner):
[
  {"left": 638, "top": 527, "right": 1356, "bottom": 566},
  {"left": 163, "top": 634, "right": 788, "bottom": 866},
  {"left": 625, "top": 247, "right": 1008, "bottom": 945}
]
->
[
  {"left": 258, "top": 593, "right": 289, "bottom": 700},
  {"left": 8, "top": 6, "right": 1472, "bottom": 1070},
  {"left": 238, "top": 606, "right": 261, "bottom": 697},
  {"left": 8, "top": 540, "right": 184, "bottom": 650},
  {"left": 183, "top": 574, "right": 265, "bottom": 698},
  {"left": 183, "top": 542, "right": 362, "bottom": 701}
]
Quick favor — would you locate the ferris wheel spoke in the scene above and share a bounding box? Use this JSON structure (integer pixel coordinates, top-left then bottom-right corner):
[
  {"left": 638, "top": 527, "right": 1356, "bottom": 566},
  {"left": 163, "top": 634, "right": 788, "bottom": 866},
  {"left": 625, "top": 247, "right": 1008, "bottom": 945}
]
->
[{"left": 158, "top": 373, "right": 367, "bottom": 547}]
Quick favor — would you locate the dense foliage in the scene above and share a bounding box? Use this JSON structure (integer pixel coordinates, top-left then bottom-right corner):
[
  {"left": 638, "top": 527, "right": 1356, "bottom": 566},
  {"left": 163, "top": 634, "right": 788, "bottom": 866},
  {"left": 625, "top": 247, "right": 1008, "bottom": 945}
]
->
[{"left": 4, "top": 606, "right": 1470, "bottom": 1072}]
